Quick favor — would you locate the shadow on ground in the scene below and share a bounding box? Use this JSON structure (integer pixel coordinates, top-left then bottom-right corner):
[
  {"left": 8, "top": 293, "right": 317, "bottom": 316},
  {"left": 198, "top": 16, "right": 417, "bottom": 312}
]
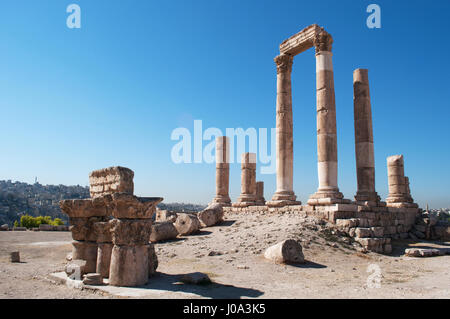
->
[
  {"left": 286, "top": 260, "right": 327, "bottom": 269},
  {"left": 141, "top": 272, "right": 264, "bottom": 298}
]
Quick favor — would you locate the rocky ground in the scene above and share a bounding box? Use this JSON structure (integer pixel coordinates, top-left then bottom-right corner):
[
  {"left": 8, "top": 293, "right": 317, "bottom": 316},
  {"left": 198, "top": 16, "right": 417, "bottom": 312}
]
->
[{"left": 0, "top": 211, "right": 449, "bottom": 299}]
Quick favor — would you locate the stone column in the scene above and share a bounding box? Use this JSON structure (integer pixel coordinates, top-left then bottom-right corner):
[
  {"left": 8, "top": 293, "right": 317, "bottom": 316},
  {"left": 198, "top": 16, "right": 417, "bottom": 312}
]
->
[
  {"left": 308, "top": 30, "right": 348, "bottom": 206},
  {"left": 255, "top": 181, "right": 266, "bottom": 206},
  {"left": 233, "top": 153, "right": 257, "bottom": 207},
  {"left": 211, "top": 136, "right": 231, "bottom": 206},
  {"left": 94, "top": 221, "right": 113, "bottom": 278},
  {"left": 108, "top": 194, "right": 162, "bottom": 287},
  {"left": 268, "top": 54, "right": 300, "bottom": 207},
  {"left": 353, "top": 69, "right": 381, "bottom": 205},
  {"left": 386, "top": 155, "right": 417, "bottom": 208}
]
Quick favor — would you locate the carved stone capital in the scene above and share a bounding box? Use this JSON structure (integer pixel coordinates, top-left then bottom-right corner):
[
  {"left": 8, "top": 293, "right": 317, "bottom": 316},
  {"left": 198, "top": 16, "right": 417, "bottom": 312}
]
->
[
  {"left": 313, "top": 29, "right": 333, "bottom": 54},
  {"left": 274, "top": 54, "right": 293, "bottom": 74}
]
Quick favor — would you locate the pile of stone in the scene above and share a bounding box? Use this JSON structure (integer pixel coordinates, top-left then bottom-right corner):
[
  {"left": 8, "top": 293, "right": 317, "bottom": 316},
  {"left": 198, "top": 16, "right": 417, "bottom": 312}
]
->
[
  {"left": 409, "top": 211, "right": 450, "bottom": 241},
  {"left": 60, "top": 166, "right": 162, "bottom": 287},
  {"left": 150, "top": 203, "right": 225, "bottom": 243}
]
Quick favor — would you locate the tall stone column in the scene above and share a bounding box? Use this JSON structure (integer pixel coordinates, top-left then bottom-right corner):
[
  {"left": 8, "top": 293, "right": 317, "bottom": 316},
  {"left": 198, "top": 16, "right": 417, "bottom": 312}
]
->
[
  {"left": 233, "top": 153, "right": 257, "bottom": 207},
  {"left": 386, "top": 155, "right": 417, "bottom": 208},
  {"left": 211, "top": 136, "right": 231, "bottom": 206},
  {"left": 353, "top": 69, "right": 381, "bottom": 205},
  {"left": 268, "top": 54, "right": 300, "bottom": 207},
  {"left": 308, "top": 30, "right": 348, "bottom": 206}
]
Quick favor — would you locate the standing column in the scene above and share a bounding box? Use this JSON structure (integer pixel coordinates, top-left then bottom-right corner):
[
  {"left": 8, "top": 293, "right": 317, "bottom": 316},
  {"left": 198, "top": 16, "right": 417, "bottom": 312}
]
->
[
  {"left": 353, "top": 69, "right": 381, "bottom": 205},
  {"left": 212, "top": 136, "right": 231, "bottom": 206},
  {"left": 308, "top": 30, "right": 347, "bottom": 206},
  {"left": 386, "top": 155, "right": 417, "bottom": 208},
  {"left": 268, "top": 54, "right": 300, "bottom": 207},
  {"left": 255, "top": 181, "right": 266, "bottom": 206},
  {"left": 233, "top": 153, "right": 257, "bottom": 207}
]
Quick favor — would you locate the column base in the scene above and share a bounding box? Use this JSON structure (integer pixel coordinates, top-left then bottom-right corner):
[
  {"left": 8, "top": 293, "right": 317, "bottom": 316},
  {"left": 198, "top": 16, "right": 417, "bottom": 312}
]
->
[
  {"left": 307, "top": 188, "right": 351, "bottom": 206},
  {"left": 267, "top": 191, "right": 301, "bottom": 207},
  {"left": 354, "top": 191, "right": 382, "bottom": 206},
  {"left": 232, "top": 194, "right": 257, "bottom": 207},
  {"left": 386, "top": 195, "right": 418, "bottom": 208},
  {"left": 211, "top": 195, "right": 232, "bottom": 207}
]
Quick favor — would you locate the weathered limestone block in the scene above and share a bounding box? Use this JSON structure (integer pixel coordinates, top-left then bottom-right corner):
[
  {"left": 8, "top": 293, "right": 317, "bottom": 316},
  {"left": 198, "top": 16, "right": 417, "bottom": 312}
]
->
[
  {"left": 264, "top": 240, "right": 305, "bottom": 264},
  {"left": 71, "top": 241, "right": 98, "bottom": 274},
  {"left": 155, "top": 209, "right": 177, "bottom": 223},
  {"left": 109, "top": 219, "right": 153, "bottom": 246},
  {"left": 150, "top": 222, "right": 179, "bottom": 243},
  {"left": 89, "top": 166, "right": 134, "bottom": 198},
  {"left": 69, "top": 217, "right": 105, "bottom": 242},
  {"left": 83, "top": 273, "right": 103, "bottom": 285},
  {"left": 65, "top": 259, "right": 87, "bottom": 278},
  {"left": 109, "top": 245, "right": 149, "bottom": 287},
  {"left": 198, "top": 203, "right": 224, "bottom": 227},
  {"left": 59, "top": 197, "right": 110, "bottom": 218},
  {"left": 355, "top": 227, "right": 372, "bottom": 238},
  {"left": 107, "top": 193, "right": 163, "bottom": 219},
  {"left": 174, "top": 213, "right": 201, "bottom": 236}
]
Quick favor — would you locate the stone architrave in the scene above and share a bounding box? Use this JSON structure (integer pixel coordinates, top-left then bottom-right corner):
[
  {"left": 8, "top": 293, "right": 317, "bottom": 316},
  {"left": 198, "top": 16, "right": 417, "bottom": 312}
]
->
[
  {"left": 352, "top": 69, "right": 381, "bottom": 205},
  {"left": 233, "top": 153, "right": 257, "bottom": 207},
  {"left": 211, "top": 136, "right": 231, "bottom": 206}
]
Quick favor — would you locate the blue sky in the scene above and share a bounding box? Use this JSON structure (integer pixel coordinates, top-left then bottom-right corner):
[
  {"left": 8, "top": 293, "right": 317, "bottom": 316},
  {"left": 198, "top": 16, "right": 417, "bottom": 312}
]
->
[{"left": 0, "top": 0, "right": 449, "bottom": 208}]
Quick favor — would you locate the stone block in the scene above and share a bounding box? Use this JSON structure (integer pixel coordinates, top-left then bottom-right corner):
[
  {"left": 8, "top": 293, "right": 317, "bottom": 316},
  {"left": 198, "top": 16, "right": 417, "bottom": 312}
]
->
[
  {"left": 110, "top": 219, "right": 153, "bottom": 246},
  {"left": 150, "top": 222, "right": 179, "bottom": 243},
  {"left": 355, "top": 227, "right": 372, "bottom": 238},
  {"left": 108, "top": 193, "right": 163, "bottom": 219},
  {"left": 60, "top": 197, "right": 110, "bottom": 218},
  {"left": 371, "top": 227, "right": 384, "bottom": 237},
  {"left": 174, "top": 213, "right": 201, "bottom": 236},
  {"left": 264, "top": 240, "right": 305, "bottom": 264},
  {"left": 155, "top": 210, "right": 177, "bottom": 223},
  {"left": 89, "top": 166, "right": 134, "bottom": 198},
  {"left": 198, "top": 203, "right": 224, "bottom": 227}
]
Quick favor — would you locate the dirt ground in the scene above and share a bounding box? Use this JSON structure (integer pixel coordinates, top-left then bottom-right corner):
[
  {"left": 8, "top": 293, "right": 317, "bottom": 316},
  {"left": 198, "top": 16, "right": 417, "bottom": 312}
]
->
[{"left": 0, "top": 211, "right": 449, "bottom": 299}]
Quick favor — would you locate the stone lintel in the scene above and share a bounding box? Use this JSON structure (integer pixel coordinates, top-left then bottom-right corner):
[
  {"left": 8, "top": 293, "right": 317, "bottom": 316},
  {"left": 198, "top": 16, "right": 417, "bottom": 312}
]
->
[{"left": 279, "top": 24, "right": 322, "bottom": 56}]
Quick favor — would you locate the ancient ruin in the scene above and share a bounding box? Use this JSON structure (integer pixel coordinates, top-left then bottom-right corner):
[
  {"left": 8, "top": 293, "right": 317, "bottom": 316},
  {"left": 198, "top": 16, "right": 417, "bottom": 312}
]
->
[
  {"left": 220, "top": 24, "right": 427, "bottom": 254},
  {"left": 60, "top": 166, "right": 162, "bottom": 287},
  {"left": 211, "top": 136, "right": 231, "bottom": 206}
]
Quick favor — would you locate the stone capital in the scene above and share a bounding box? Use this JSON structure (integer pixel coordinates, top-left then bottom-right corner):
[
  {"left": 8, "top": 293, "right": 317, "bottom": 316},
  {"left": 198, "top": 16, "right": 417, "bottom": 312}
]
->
[
  {"left": 313, "top": 30, "right": 333, "bottom": 54},
  {"left": 274, "top": 54, "right": 293, "bottom": 74}
]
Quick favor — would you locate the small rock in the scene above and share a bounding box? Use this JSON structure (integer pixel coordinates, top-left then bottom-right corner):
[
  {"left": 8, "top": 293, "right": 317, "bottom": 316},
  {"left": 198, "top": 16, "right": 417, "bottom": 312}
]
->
[
  {"left": 181, "top": 272, "right": 211, "bottom": 285},
  {"left": 10, "top": 251, "right": 20, "bottom": 263},
  {"left": 66, "top": 253, "right": 73, "bottom": 262},
  {"left": 237, "top": 265, "right": 249, "bottom": 269},
  {"left": 208, "top": 251, "right": 223, "bottom": 256},
  {"left": 65, "top": 259, "right": 87, "bottom": 278}
]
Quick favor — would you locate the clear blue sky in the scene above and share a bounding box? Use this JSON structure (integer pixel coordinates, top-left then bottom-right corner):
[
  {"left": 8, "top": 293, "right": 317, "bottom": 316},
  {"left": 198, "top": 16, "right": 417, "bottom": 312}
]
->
[{"left": 0, "top": 0, "right": 449, "bottom": 208}]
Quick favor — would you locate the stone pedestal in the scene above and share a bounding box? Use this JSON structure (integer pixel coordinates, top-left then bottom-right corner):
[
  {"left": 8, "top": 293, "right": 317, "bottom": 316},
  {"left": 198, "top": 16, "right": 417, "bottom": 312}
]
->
[
  {"left": 352, "top": 69, "right": 381, "bottom": 206},
  {"left": 386, "top": 155, "right": 418, "bottom": 208},
  {"left": 233, "top": 153, "right": 257, "bottom": 207},
  {"left": 268, "top": 54, "right": 300, "bottom": 207},
  {"left": 211, "top": 136, "right": 231, "bottom": 206},
  {"left": 108, "top": 195, "right": 162, "bottom": 287},
  {"left": 308, "top": 30, "right": 349, "bottom": 206},
  {"left": 255, "top": 181, "right": 266, "bottom": 205}
]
